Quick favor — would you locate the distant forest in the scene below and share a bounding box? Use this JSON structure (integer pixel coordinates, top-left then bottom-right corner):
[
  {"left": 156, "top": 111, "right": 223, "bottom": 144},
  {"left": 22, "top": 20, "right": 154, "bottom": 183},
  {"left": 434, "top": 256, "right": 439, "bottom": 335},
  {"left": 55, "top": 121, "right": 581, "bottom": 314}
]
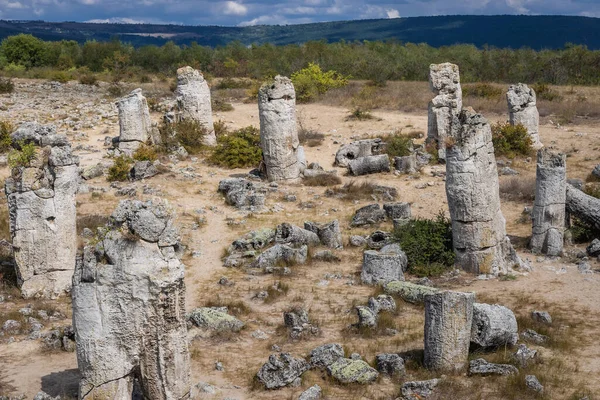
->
[{"left": 2, "top": 33, "right": 600, "bottom": 85}]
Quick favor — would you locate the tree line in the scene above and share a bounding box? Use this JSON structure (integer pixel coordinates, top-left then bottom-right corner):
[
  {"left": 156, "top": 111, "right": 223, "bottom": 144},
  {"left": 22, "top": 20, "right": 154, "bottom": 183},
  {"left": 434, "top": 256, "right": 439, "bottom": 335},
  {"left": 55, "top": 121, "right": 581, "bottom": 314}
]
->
[{"left": 2, "top": 33, "right": 600, "bottom": 85}]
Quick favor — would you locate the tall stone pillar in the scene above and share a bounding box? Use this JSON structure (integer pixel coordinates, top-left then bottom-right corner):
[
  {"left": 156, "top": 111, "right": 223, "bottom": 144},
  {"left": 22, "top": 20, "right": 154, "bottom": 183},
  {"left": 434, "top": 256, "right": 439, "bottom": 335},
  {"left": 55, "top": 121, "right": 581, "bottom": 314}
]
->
[
  {"left": 175, "top": 66, "right": 216, "bottom": 146},
  {"left": 258, "top": 75, "right": 301, "bottom": 182},
  {"left": 116, "top": 88, "right": 153, "bottom": 154},
  {"left": 507, "top": 83, "right": 542, "bottom": 148},
  {"left": 531, "top": 148, "right": 566, "bottom": 256}
]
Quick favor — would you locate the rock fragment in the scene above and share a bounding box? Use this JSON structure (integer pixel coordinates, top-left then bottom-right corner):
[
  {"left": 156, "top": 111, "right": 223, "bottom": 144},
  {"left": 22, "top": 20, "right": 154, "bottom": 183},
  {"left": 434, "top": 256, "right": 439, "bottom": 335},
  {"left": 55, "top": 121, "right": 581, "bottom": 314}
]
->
[
  {"left": 175, "top": 66, "right": 216, "bottom": 146},
  {"left": 507, "top": 83, "right": 541, "bottom": 148}
]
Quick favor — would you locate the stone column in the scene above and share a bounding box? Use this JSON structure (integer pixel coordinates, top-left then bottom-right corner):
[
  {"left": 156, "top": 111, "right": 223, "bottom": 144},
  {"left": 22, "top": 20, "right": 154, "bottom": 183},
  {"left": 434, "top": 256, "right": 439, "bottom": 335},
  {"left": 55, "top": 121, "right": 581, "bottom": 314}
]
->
[
  {"left": 427, "top": 63, "right": 462, "bottom": 162},
  {"left": 175, "top": 66, "right": 216, "bottom": 146},
  {"left": 445, "top": 108, "right": 522, "bottom": 275},
  {"left": 507, "top": 83, "right": 542, "bottom": 149},
  {"left": 531, "top": 149, "right": 566, "bottom": 256},
  {"left": 258, "top": 75, "right": 300, "bottom": 182},
  {"left": 5, "top": 123, "right": 79, "bottom": 298},
  {"left": 424, "top": 291, "right": 474, "bottom": 372},
  {"left": 116, "top": 88, "right": 152, "bottom": 154},
  {"left": 72, "top": 200, "right": 190, "bottom": 400}
]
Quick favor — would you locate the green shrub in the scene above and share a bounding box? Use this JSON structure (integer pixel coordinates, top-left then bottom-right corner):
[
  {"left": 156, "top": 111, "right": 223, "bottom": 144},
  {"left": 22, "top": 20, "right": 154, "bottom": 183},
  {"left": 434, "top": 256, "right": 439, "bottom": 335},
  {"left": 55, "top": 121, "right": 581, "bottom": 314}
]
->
[
  {"left": 346, "top": 107, "right": 374, "bottom": 121},
  {"left": 462, "top": 83, "right": 503, "bottom": 99},
  {"left": 291, "top": 63, "right": 349, "bottom": 103},
  {"left": 79, "top": 74, "right": 98, "bottom": 86},
  {"left": 393, "top": 212, "right": 455, "bottom": 277},
  {"left": 209, "top": 126, "right": 262, "bottom": 168},
  {"left": 532, "top": 83, "right": 563, "bottom": 102},
  {"left": 0, "top": 120, "right": 13, "bottom": 153},
  {"left": 385, "top": 134, "right": 413, "bottom": 158},
  {"left": 132, "top": 144, "right": 158, "bottom": 162},
  {"left": 50, "top": 71, "right": 70, "bottom": 83},
  {"left": 107, "top": 155, "right": 133, "bottom": 181},
  {"left": 8, "top": 141, "right": 36, "bottom": 168},
  {"left": 491, "top": 122, "right": 533, "bottom": 158},
  {"left": 174, "top": 120, "right": 207, "bottom": 155},
  {"left": 0, "top": 78, "right": 14, "bottom": 94},
  {"left": 212, "top": 99, "right": 234, "bottom": 112},
  {"left": 570, "top": 218, "right": 600, "bottom": 244},
  {"left": 138, "top": 74, "right": 152, "bottom": 83},
  {"left": 216, "top": 77, "right": 254, "bottom": 89},
  {"left": 213, "top": 120, "right": 228, "bottom": 137}
]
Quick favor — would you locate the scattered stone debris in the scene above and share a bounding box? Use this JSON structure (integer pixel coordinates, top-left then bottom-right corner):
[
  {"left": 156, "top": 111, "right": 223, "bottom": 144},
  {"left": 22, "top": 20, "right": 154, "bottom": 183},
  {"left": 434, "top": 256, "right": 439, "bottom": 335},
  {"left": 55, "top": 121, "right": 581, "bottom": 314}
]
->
[
  {"left": 468, "top": 358, "right": 518, "bottom": 376},
  {"left": 401, "top": 379, "right": 441, "bottom": 400},
  {"left": 256, "top": 353, "right": 310, "bottom": 389}
]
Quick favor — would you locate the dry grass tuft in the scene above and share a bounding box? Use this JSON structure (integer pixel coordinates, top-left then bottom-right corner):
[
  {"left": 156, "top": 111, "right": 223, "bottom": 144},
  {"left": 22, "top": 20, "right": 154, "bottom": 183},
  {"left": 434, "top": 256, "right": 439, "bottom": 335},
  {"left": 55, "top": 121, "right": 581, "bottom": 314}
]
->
[
  {"left": 325, "top": 181, "right": 397, "bottom": 202},
  {"left": 499, "top": 176, "right": 536, "bottom": 201},
  {"left": 303, "top": 174, "right": 342, "bottom": 187}
]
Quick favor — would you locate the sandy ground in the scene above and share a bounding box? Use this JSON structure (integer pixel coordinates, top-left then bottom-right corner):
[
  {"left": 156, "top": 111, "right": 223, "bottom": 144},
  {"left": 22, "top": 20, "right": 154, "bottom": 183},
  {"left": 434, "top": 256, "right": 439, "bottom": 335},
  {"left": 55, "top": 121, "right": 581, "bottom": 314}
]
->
[{"left": 0, "top": 80, "right": 599, "bottom": 399}]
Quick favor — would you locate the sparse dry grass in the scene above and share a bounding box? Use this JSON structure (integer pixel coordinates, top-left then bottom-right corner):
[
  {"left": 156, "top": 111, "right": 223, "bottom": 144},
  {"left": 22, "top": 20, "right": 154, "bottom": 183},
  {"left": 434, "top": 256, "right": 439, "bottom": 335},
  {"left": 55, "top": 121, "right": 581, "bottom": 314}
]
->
[
  {"left": 303, "top": 174, "right": 342, "bottom": 187},
  {"left": 325, "top": 181, "right": 397, "bottom": 202},
  {"left": 499, "top": 176, "right": 536, "bottom": 201}
]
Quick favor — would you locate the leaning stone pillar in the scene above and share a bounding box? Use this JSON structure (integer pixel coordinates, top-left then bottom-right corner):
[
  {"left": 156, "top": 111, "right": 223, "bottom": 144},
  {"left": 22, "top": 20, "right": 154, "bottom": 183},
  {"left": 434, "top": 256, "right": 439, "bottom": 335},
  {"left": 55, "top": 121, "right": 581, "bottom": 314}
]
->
[
  {"left": 445, "top": 108, "right": 522, "bottom": 275},
  {"left": 72, "top": 200, "right": 190, "bottom": 400},
  {"left": 116, "top": 88, "right": 153, "bottom": 154},
  {"left": 424, "top": 291, "right": 474, "bottom": 372},
  {"left": 427, "top": 63, "right": 462, "bottom": 162},
  {"left": 507, "top": 83, "right": 542, "bottom": 148},
  {"left": 175, "top": 66, "right": 216, "bottom": 146},
  {"left": 531, "top": 149, "right": 566, "bottom": 256},
  {"left": 258, "top": 75, "right": 300, "bottom": 182},
  {"left": 5, "top": 123, "right": 79, "bottom": 298}
]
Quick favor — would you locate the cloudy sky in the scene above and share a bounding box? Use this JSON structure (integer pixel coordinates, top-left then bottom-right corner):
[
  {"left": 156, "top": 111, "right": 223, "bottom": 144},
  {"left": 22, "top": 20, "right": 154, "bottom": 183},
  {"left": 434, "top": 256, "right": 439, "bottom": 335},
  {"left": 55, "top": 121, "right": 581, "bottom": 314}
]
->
[{"left": 1, "top": 0, "right": 599, "bottom": 26}]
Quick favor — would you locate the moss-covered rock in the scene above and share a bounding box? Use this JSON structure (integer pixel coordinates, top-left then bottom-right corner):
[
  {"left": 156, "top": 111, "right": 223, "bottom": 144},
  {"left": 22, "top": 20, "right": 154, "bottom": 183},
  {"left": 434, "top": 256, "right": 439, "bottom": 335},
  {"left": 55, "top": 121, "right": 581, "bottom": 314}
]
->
[
  {"left": 187, "top": 307, "right": 244, "bottom": 332},
  {"left": 383, "top": 281, "right": 439, "bottom": 304},
  {"left": 327, "top": 358, "right": 379, "bottom": 384}
]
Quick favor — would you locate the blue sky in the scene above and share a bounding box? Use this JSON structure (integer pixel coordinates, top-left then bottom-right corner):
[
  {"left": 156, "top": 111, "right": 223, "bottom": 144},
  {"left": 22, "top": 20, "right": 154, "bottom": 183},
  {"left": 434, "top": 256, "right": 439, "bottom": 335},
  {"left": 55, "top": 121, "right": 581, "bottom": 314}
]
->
[{"left": 1, "top": 0, "right": 599, "bottom": 26}]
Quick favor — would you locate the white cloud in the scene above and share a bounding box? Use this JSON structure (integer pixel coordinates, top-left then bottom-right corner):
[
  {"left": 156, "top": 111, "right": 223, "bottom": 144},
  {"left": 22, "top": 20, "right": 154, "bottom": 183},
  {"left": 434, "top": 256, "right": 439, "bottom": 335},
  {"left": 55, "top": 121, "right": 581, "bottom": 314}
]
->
[
  {"left": 386, "top": 8, "right": 399, "bottom": 18},
  {"left": 505, "top": 0, "right": 529, "bottom": 14},
  {"left": 281, "top": 6, "right": 316, "bottom": 15},
  {"left": 86, "top": 17, "right": 151, "bottom": 24},
  {"left": 223, "top": 1, "right": 247, "bottom": 16},
  {"left": 238, "top": 14, "right": 285, "bottom": 26}
]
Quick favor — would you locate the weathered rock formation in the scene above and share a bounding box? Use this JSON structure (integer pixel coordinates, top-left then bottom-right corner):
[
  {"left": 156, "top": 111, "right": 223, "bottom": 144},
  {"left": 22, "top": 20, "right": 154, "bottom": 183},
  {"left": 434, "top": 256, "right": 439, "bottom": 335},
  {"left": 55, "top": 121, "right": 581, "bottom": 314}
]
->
[
  {"left": 471, "top": 303, "right": 518, "bottom": 349},
  {"left": 5, "top": 123, "right": 79, "bottom": 298},
  {"left": 327, "top": 358, "right": 379, "bottom": 384},
  {"left": 361, "top": 245, "right": 407, "bottom": 285},
  {"left": 468, "top": 358, "right": 518, "bottom": 376},
  {"left": 258, "top": 76, "right": 301, "bottom": 182},
  {"left": 116, "top": 88, "right": 153, "bottom": 154},
  {"left": 304, "top": 220, "right": 343, "bottom": 249},
  {"left": 217, "top": 178, "right": 266, "bottom": 210},
  {"left": 275, "top": 223, "right": 320, "bottom": 247},
  {"left": 174, "top": 66, "right": 216, "bottom": 146},
  {"left": 531, "top": 149, "right": 566, "bottom": 256},
  {"left": 384, "top": 281, "right": 439, "bottom": 304},
  {"left": 424, "top": 291, "right": 474, "bottom": 372},
  {"left": 334, "top": 138, "right": 385, "bottom": 167},
  {"left": 351, "top": 204, "right": 386, "bottom": 227},
  {"left": 394, "top": 154, "right": 418, "bottom": 174},
  {"left": 72, "top": 200, "right": 190, "bottom": 399},
  {"left": 427, "top": 63, "right": 462, "bottom": 161},
  {"left": 507, "top": 83, "right": 542, "bottom": 148},
  {"left": 348, "top": 154, "right": 391, "bottom": 176},
  {"left": 445, "top": 109, "right": 522, "bottom": 275},
  {"left": 256, "top": 353, "right": 309, "bottom": 389},
  {"left": 566, "top": 183, "right": 600, "bottom": 232}
]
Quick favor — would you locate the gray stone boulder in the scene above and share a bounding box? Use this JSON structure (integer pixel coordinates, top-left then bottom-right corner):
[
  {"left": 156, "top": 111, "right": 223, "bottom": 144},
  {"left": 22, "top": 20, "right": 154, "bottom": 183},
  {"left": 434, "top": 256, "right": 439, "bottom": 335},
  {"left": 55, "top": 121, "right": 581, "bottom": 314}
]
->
[
  {"left": 586, "top": 239, "right": 600, "bottom": 257},
  {"left": 355, "top": 306, "right": 378, "bottom": 328},
  {"left": 471, "top": 303, "right": 518, "bottom": 348},
  {"left": 218, "top": 178, "right": 266, "bottom": 210},
  {"left": 228, "top": 228, "right": 275, "bottom": 253},
  {"left": 361, "top": 245, "right": 407, "bottom": 285},
  {"left": 5, "top": 123, "right": 79, "bottom": 298},
  {"left": 383, "top": 202, "right": 411, "bottom": 224},
  {"left": 375, "top": 353, "right": 405, "bottom": 376},
  {"left": 72, "top": 199, "right": 190, "bottom": 399},
  {"left": 366, "top": 231, "right": 393, "bottom": 250},
  {"left": 521, "top": 329, "right": 549, "bottom": 345},
  {"left": 256, "top": 353, "right": 310, "bottom": 389},
  {"left": 526, "top": 375, "right": 544, "bottom": 394},
  {"left": 401, "top": 379, "right": 441, "bottom": 400},
  {"left": 334, "top": 138, "right": 385, "bottom": 167},
  {"left": 592, "top": 164, "right": 600, "bottom": 180},
  {"left": 368, "top": 294, "right": 396, "bottom": 314},
  {"left": 175, "top": 66, "right": 216, "bottom": 146},
  {"left": 284, "top": 307, "right": 319, "bottom": 339},
  {"left": 80, "top": 162, "right": 107, "bottom": 180},
  {"left": 327, "top": 358, "right": 379, "bottom": 384},
  {"left": 468, "top": 358, "right": 518, "bottom": 376},
  {"left": 349, "top": 235, "right": 367, "bottom": 247},
  {"left": 384, "top": 281, "right": 439, "bottom": 304},
  {"left": 298, "top": 385, "right": 322, "bottom": 400},
  {"left": 115, "top": 89, "right": 153, "bottom": 154},
  {"left": 309, "top": 343, "right": 344, "bottom": 368},
  {"left": 251, "top": 244, "right": 308, "bottom": 272},
  {"left": 304, "top": 220, "right": 343, "bottom": 249},
  {"left": 276, "top": 223, "right": 320, "bottom": 247},
  {"left": 187, "top": 307, "right": 244, "bottom": 332},
  {"left": 351, "top": 204, "right": 386, "bottom": 227},
  {"left": 258, "top": 76, "right": 301, "bottom": 182},
  {"left": 531, "top": 310, "right": 552, "bottom": 325},
  {"left": 33, "top": 392, "right": 60, "bottom": 400},
  {"left": 129, "top": 160, "right": 158, "bottom": 181},
  {"left": 512, "top": 344, "right": 538, "bottom": 368},
  {"left": 348, "top": 154, "right": 391, "bottom": 176},
  {"left": 507, "top": 83, "right": 541, "bottom": 148},
  {"left": 394, "top": 154, "right": 418, "bottom": 174}
]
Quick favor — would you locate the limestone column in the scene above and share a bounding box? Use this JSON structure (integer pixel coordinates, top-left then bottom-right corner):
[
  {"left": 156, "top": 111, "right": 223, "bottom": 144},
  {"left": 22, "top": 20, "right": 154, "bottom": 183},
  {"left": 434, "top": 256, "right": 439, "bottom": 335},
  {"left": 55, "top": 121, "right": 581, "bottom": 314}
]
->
[
  {"left": 531, "top": 149, "right": 566, "bottom": 256},
  {"left": 424, "top": 291, "right": 474, "bottom": 372},
  {"left": 116, "top": 88, "right": 152, "bottom": 154},
  {"left": 507, "top": 83, "right": 542, "bottom": 148},
  {"left": 175, "top": 66, "right": 216, "bottom": 146},
  {"left": 258, "top": 75, "right": 300, "bottom": 182}
]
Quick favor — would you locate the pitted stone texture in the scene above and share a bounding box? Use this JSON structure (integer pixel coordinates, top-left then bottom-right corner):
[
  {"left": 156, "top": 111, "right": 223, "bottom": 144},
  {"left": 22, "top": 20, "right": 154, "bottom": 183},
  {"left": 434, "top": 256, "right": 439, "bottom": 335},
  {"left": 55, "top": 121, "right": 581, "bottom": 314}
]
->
[
  {"left": 383, "top": 202, "right": 411, "bottom": 222},
  {"left": 427, "top": 63, "right": 462, "bottom": 161},
  {"left": 424, "top": 291, "right": 474, "bottom": 372},
  {"left": 507, "top": 83, "right": 541, "bottom": 148},
  {"left": 361, "top": 246, "right": 407, "bottom": 285},
  {"left": 256, "top": 353, "right": 309, "bottom": 389},
  {"left": 401, "top": 379, "right": 441, "bottom": 400},
  {"left": 334, "top": 139, "right": 386, "bottom": 167},
  {"left": 217, "top": 178, "right": 266, "bottom": 211},
  {"left": 304, "top": 220, "right": 343, "bottom": 249},
  {"left": 72, "top": 199, "right": 190, "bottom": 400},
  {"left": 348, "top": 154, "right": 390, "bottom": 176},
  {"left": 531, "top": 149, "right": 566, "bottom": 256},
  {"left": 355, "top": 306, "right": 377, "bottom": 328},
  {"left": 309, "top": 343, "right": 344, "bottom": 368},
  {"left": 175, "top": 66, "right": 216, "bottom": 146},
  {"left": 275, "top": 223, "right": 320, "bottom": 247},
  {"left": 471, "top": 303, "right": 518, "bottom": 348},
  {"left": 116, "top": 89, "right": 152, "bottom": 154},
  {"left": 327, "top": 358, "right": 379, "bottom": 384},
  {"left": 566, "top": 183, "right": 600, "bottom": 232},
  {"left": 298, "top": 385, "right": 322, "bottom": 400},
  {"left": 445, "top": 109, "right": 522, "bottom": 275},
  {"left": 188, "top": 307, "right": 244, "bottom": 332},
  {"left": 384, "top": 281, "right": 439, "bottom": 304},
  {"left": 5, "top": 123, "right": 79, "bottom": 299},
  {"left": 375, "top": 354, "right": 405, "bottom": 376},
  {"left": 258, "top": 76, "right": 300, "bottom": 182},
  {"left": 368, "top": 294, "right": 396, "bottom": 314},
  {"left": 351, "top": 204, "right": 386, "bottom": 227},
  {"left": 251, "top": 244, "right": 308, "bottom": 271},
  {"left": 468, "top": 358, "right": 518, "bottom": 376}
]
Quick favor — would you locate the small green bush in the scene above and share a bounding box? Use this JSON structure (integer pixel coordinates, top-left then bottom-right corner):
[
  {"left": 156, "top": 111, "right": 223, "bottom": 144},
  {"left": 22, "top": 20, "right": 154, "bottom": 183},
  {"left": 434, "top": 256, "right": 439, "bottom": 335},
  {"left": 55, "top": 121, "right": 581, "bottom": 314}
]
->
[
  {"left": 0, "top": 120, "right": 13, "bottom": 153},
  {"left": 462, "top": 83, "right": 503, "bottom": 99},
  {"left": 385, "top": 134, "right": 413, "bottom": 158},
  {"left": 212, "top": 99, "right": 234, "bottom": 112},
  {"left": 393, "top": 212, "right": 455, "bottom": 277},
  {"left": 570, "top": 218, "right": 600, "bottom": 244},
  {"left": 174, "top": 120, "right": 207, "bottom": 155},
  {"left": 532, "top": 83, "right": 563, "bottom": 102},
  {"left": 8, "top": 141, "right": 36, "bottom": 169},
  {"left": 50, "top": 71, "right": 70, "bottom": 83},
  {"left": 132, "top": 144, "right": 158, "bottom": 162},
  {"left": 491, "top": 122, "right": 533, "bottom": 158},
  {"left": 346, "top": 107, "right": 374, "bottom": 121},
  {"left": 79, "top": 74, "right": 98, "bottom": 86},
  {"left": 209, "top": 126, "right": 262, "bottom": 168},
  {"left": 0, "top": 78, "right": 14, "bottom": 94},
  {"left": 291, "top": 63, "right": 349, "bottom": 103},
  {"left": 107, "top": 155, "right": 133, "bottom": 181},
  {"left": 108, "top": 83, "right": 125, "bottom": 97},
  {"left": 213, "top": 120, "right": 228, "bottom": 137}
]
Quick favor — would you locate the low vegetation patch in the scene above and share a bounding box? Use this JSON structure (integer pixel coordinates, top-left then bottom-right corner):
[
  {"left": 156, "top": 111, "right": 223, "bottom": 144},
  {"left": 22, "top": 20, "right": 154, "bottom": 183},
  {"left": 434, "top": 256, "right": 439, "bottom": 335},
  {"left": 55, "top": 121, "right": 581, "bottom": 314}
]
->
[
  {"left": 384, "top": 133, "right": 413, "bottom": 158},
  {"left": 159, "top": 119, "right": 207, "bottom": 155},
  {"left": 7, "top": 141, "right": 36, "bottom": 168},
  {"left": 0, "top": 77, "right": 14, "bottom": 94},
  {"left": 499, "top": 176, "right": 536, "bottom": 201},
  {"left": 491, "top": 122, "right": 534, "bottom": 158},
  {"left": 298, "top": 128, "right": 325, "bottom": 147},
  {"left": 0, "top": 120, "right": 13, "bottom": 153},
  {"left": 132, "top": 143, "right": 158, "bottom": 162},
  {"left": 393, "top": 212, "right": 455, "bottom": 277},
  {"left": 303, "top": 174, "right": 342, "bottom": 187},
  {"left": 325, "top": 181, "right": 398, "bottom": 202},
  {"left": 291, "top": 62, "right": 349, "bottom": 103},
  {"left": 212, "top": 99, "right": 234, "bottom": 112},
  {"left": 209, "top": 126, "right": 262, "bottom": 168},
  {"left": 532, "top": 83, "right": 563, "bottom": 102},
  {"left": 107, "top": 155, "right": 133, "bottom": 181},
  {"left": 76, "top": 214, "right": 109, "bottom": 236},
  {"left": 462, "top": 83, "right": 503, "bottom": 99},
  {"left": 345, "top": 107, "right": 374, "bottom": 121}
]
